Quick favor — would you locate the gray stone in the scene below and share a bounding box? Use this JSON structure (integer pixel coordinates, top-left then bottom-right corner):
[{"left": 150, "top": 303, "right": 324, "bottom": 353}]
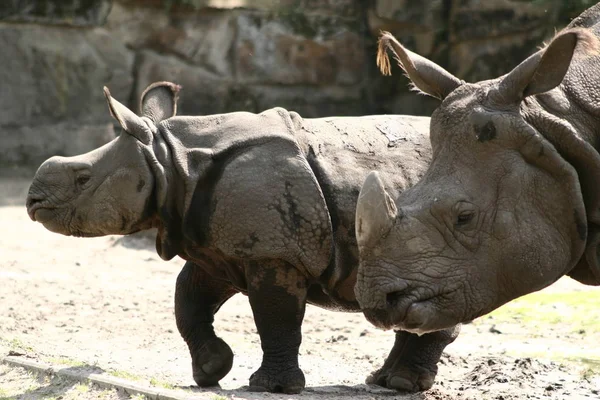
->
[
  {"left": 0, "top": 123, "right": 115, "bottom": 168},
  {"left": 0, "top": 24, "right": 133, "bottom": 126},
  {"left": 119, "top": 0, "right": 362, "bottom": 17},
  {"left": 0, "top": 0, "right": 112, "bottom": 26},
  {"left": 147, "top": 10, "right": 235, "bottom": 77},
  {"left": 449, "top": 0, "right": 561, "bottom": 42},
  {"left": 284, "top": 0, "right": 363, "bottom": 17},
  {"left": 450, "top": 27, "right": 553, "bottom": 81},
  {"left": 248, "top": 84, "right": 365, "bottom": 117},
  {"left": 373, "top": 0, "right": 446, "bottom": 57},
  {"left": 388, "top": 92, "right": 439, "bottom": 119},
  {"left": 107, "top": 3, "right": 235, "bottom": 77},
  {"left": 0, "top": 23, "right": 132, "bottom": 168},
  {"left": 135, "top": 50, "right": 233, "bottom": 116},
  {"left": 235, "top": 13, "right": 365, "bottom": 85},
  {"left": 104, "top": 2, "right": 171, "bottom": 50}
]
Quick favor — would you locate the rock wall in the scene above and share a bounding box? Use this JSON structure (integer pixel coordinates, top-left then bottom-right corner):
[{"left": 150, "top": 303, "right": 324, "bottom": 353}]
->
[{"left": 0, "top": 0, "right": 589, "bottom": 170}]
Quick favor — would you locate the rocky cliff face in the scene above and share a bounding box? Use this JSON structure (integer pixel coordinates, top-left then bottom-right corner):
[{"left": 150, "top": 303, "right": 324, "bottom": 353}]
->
[{"left": 0, "top": 0, "right": 586, "bottom": 170}]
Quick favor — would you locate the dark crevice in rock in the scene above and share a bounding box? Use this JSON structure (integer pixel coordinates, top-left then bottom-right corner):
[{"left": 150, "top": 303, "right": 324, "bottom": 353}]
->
[{"left": 0, "top": 0, "right": 112, "bottom": 27}]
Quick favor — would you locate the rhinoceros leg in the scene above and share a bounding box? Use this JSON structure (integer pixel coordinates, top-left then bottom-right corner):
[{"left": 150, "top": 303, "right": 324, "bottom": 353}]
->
[
  {"left": 175, "top": 261, "right": 238, "bottom": 387},
  {"left": 245, "top": 260, "right": 307, "bottom": 394},
  {"left": 367, "top": 325, "right": 461, "bottom": 392}
]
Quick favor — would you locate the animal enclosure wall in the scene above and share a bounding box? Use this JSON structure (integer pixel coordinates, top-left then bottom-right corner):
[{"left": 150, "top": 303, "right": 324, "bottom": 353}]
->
[{"left": 0, "top": 0, "right": 586, "bottom": 170}]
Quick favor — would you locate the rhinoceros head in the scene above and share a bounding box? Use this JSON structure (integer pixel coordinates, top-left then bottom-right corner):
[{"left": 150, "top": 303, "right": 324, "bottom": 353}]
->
[
  {"left": 26, "top": 82, "right": 180, "bottom": 237},
  {"left": 355, "top": 28, "right": 600, "bottom": 334}
]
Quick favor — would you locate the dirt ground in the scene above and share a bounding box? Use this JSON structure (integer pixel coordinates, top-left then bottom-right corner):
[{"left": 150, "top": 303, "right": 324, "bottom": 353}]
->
[{"left": 1, "top": 176, "right": 599, "bottom": 400}]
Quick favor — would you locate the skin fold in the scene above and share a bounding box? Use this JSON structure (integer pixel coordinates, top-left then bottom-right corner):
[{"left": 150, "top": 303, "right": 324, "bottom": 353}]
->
[
  {"left": 355, "top": 4, "right": 600, "bottom": 336},
  {"left": 26, "top": 81, "right": 459, "bottom": 394}
]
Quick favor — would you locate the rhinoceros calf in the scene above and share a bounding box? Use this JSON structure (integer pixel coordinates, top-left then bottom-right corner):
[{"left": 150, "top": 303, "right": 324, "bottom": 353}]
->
[
  {"left": 26, "top": 81, "right": 459, "bottom": 393},
  {"left": 354, "top": 4, "right": 600, "bottom": 335}
]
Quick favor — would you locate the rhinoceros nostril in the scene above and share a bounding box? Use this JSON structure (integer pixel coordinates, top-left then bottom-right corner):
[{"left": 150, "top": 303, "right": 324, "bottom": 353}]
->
[
  {"left": 26, "top": 195, "right": 43, "bottom": 209},
  {"left": 386, "top": 290, "right": 408, "bottom": 308},
  {"left": 26, "top": 192, "right": 49, "bottom": 221}
]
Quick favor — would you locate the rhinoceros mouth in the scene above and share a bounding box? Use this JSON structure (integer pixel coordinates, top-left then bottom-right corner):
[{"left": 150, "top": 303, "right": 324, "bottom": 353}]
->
[
  {"left": 31, "top": 206, "right": 59, "bottom": 223},
  {"left": 364, "top": 286, "right": 461, "bottom": 332},
  {"left": 26, "top": 202, "right": 73, "bottom": 236},
  {"left": 393, "top": 287, "right": 463, "bottom": 333},
  {"left": 26, "top": 202, "right": 55, "bottom": 222}
]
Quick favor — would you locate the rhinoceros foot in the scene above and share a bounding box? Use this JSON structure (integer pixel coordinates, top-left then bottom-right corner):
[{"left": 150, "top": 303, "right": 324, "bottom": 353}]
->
[
  {"left": 366, "top": 363, "right": 435, "bottom": 392},
  {"left": 248, "top": 366, "right": 305, "bottom": 394},
  {"left": 191, "top": 337, "right": 234, "bottom": 386}
]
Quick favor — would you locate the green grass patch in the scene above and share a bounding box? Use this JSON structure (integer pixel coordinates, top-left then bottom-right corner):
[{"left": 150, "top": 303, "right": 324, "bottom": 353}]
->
[
  {"left": 108, "top": 369, "right": 142, "bottom": 381},
  {"left": 581, "top": 367, "right": 599, "bottom": 381},
  {"left": 74, "top": 383, "right": 90, "bottom": 393},
  {"left": 567, "top": 357, "right": 600, "bottom": 371},
  {"left": 46, "top": 357, "right": 87, "bottom": 368},
  {"left": 476, "top": 289, "right": 600, "bottom": 368},
  {"left": 149, "top": 377, "right": 175, "bottom": 389},
  {"left": 484, "top": 289, "right": 600, "bottom": 332},
  {"left": 7, "top": 337, "right": 34, "bottom": 353}
]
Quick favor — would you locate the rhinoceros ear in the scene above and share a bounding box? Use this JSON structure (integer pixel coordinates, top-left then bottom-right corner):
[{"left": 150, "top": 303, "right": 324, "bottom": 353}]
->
[
  {"left": 103, "top": 87, "right": 152, "bottom": 145},
  {"left": 356, "top": 171, "right": 398, "bottom": 250},
  {"left": 140, "top": 81, "right": 182, "bottom": 124},
  {"left": 493, "top": 28, "right": 599, "bottom": 105},
  {"left": 377, "top": 31, "right": 462, "bottom": 100}
]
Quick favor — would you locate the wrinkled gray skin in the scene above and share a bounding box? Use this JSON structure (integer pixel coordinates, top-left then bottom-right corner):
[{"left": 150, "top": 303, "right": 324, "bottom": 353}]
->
[
  {"left": 355, "top": 4, "right": 600, "bottom": 335},
  {"left": 26, "top": 81, "right": 460, "bottom": 393}
]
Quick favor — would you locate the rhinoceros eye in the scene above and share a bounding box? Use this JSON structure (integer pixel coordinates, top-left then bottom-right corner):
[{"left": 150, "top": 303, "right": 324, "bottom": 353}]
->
[
  {"left": 76, "top": 175, "right": 90, "bottom": 186},
  {"left": 456, "top": 211, "right": 475, "bottom": 226}
]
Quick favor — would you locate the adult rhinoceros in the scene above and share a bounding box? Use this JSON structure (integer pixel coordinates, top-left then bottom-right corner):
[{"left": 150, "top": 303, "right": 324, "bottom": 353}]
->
[
  {"left": 25, "top": 81, "right": 459, "bottom": 393},
  {"left": 354, "top": 4, "right": 600, "bottom": 335}
]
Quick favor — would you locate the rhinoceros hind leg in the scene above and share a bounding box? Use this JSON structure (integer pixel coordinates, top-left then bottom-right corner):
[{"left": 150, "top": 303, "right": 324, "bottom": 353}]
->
[
  {"left": 175, "top": 261, "right": 238, "bottom": 386},
  {"left": 246, "top": 260, "right": 307, "bottom": 394},
  {"left": 367, "top": 325, "right": 461, "bottom": 392}
]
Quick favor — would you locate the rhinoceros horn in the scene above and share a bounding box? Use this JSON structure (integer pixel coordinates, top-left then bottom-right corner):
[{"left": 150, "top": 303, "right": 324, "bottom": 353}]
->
[{"left": 356, "top": 171, "right": 398, "bottom": 250}]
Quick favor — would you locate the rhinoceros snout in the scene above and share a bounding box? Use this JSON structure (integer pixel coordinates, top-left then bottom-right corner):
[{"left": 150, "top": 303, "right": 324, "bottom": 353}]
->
[
  {"left": 358, "top": 283, "right": 416, "bottom": 330},
  {"left": 25, "top": 193, "right": 45, "bottom": 221}
]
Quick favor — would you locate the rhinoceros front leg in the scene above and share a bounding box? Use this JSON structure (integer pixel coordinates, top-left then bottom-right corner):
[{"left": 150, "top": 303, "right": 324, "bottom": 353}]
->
[
  {"left": 175, "top": 261, "right": 238, "bottom": 387},
  {"left": 367, "top": 325, "right": 461, "bottom": 392},
  {"left": 245, "top": 260, "right": 307, "bottom": 394}
]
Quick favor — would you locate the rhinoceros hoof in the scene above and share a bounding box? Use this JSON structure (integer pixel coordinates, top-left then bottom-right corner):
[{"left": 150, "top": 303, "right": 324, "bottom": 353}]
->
[
  {"left": 191, "top": 337, "right": 234, "bottom": 387},
  {"left": 366, "top": 365, "right": 435, "bottom": 392},
  {"left": 248, "top": 366, "right": 305, "bottom": 394}
]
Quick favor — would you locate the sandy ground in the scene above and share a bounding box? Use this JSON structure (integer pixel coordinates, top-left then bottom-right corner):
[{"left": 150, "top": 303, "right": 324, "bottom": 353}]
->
[{"left": 1, "top": 176, "right": 599, "bottom": 400}]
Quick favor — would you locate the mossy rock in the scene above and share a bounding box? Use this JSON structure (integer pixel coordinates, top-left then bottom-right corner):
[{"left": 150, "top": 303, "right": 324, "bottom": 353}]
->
[{"left": 0, "top": 0, "right": 112, "bottom": 26}]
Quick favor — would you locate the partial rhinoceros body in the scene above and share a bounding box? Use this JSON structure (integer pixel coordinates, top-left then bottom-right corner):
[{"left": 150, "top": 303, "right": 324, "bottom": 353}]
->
[
  {"left": 355, "top": 3, "right": 600, "bottom": 336},
  {"left": 26, "top": 82, "right": 459, "bottom": 394}
]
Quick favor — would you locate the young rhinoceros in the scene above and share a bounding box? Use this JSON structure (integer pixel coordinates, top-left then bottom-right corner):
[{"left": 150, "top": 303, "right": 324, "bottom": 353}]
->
[
  {"left": 354, "top": 4, "right": 600, "bottom": 336},
  {"left": 26, "top": 82, "right": 459, "bottom": 393}
]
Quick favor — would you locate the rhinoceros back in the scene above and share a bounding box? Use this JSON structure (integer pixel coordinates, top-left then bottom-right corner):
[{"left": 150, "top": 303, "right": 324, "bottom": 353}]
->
[{"left": 153, "top": 108, "right": 334, "bottom": 279}]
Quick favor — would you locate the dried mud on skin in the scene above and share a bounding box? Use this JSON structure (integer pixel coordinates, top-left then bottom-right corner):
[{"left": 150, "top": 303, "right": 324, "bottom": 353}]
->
[{"left": 0, "top": 178, "right": 599, "bottom": 400}]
